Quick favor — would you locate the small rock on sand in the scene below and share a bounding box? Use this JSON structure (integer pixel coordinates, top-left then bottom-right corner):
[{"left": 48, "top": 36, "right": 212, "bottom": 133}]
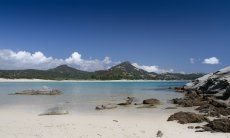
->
[
  {"left": 156, "top": 130, "right": 163, "bottom": 137},
  {"left": 113, "top": 120, "right": 118, "bottom": 122}
]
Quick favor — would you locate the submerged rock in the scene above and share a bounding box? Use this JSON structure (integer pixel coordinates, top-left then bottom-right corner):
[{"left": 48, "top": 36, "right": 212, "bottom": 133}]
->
[
  {"left": 136, "top": 104, "right": 156, "bottom": 109},
  {"left": 39, "top": 107, "right": 69, "bottom": 116},
  {"left": 95, "top": 104, "right": 117, "bottom": 110},
  {"left": 118, "top": 97, "right": 134, "bottom": 105},
  {"left": 165, "top": 107, "right": 177, "bottom": 109},
  {"left": 167, "top": 111, "right": 209, "bottom": 124},
  {"left": 11, "top": 88, "right": 61, "bottom": 95}
]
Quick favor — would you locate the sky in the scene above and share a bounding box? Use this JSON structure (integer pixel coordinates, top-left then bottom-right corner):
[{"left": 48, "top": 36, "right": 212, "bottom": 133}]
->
[{"left": 0, "top": 0, "right": 229, "bottom": 73}]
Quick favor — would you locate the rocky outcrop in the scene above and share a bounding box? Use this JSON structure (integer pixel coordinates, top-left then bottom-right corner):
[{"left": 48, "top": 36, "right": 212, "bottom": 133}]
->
[
  {"left": 171, "top": 91, "right": 208, "bottom": 107},
  {"left": 206, "top": 119, "right": 230, "bottom": 132},
  {"left": 196, "top": 119, "right": 230, "bottom": 133},
  {"left": 95, "top": 104, "right": 117, "bottom": 110},
  {"left": 167, "top": 111, "right": 209, "bottom": 124},
  {"left": 195, "top": 100, "right": 230, "bottom": 117},
  {"left": 187, "top": 66, "right": 230, "bottom": 100}
]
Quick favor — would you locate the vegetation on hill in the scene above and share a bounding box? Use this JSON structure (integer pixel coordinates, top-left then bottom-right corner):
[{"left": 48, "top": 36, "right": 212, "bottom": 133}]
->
[{"left": 0, "top": 62, "right": 205, "bottom": 80}]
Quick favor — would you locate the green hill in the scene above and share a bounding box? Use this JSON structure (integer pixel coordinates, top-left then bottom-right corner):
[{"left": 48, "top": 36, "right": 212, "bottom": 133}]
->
[{"left": 0, "top": 62, "right": 204, "bottom": 80}]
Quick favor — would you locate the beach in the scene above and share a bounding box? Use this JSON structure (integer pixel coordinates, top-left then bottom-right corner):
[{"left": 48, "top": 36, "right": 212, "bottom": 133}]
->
[{"left": 0, "top": 105, "right": 229, "bottom": 138}]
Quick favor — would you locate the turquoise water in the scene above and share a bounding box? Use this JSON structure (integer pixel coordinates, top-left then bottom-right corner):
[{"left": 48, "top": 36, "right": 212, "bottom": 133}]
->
[{"left": 0, "top": 81, "right": 186, "bottom": 114}]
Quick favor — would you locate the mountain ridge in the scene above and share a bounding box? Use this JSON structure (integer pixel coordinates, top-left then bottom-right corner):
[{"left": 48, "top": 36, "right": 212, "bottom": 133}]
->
[{"left": 0, "top": 62, "right": 205, "bottom": 80}]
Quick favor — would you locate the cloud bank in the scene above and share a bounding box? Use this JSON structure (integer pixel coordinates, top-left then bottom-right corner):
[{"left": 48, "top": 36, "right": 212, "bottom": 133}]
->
[
  {"left": 0, "top": 49, "right": 112, "bottom": 71},
  {"left": 203, "top": 57, "right": 219, "bottom": 65},
  {"left": 0, "top": 49, "right": 174, "bottom": 73}
]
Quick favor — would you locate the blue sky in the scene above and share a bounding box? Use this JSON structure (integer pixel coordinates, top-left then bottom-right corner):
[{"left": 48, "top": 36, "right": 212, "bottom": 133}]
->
[{"left": 0, "top": 0, "right": 229, "bottom": 73}]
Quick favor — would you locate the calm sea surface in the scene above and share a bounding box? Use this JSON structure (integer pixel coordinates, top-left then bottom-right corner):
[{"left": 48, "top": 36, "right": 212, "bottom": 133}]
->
[{"left": 0, "top": 81, "right": 187, "bottom": 115}]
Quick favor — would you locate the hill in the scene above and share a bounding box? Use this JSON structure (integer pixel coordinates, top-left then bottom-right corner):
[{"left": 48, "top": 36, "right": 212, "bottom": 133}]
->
[
  {"left": 92, "top": 61, "right": 157, "bottom": 80},
  {"left": 0, "top": 61, "right": 204, "bottom": 80}
]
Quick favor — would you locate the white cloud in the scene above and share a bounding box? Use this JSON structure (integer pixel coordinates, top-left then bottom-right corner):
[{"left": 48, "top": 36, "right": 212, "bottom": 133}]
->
[
  {"left": 65, "top": 52, "right": 82, "bottom": 64},
  {"left": 203, "top": 57, "right": 219, "bottom": 65},
  {"left": 190, "top": 58, "right": 195, "bottom": 64},
  {"left": 103, "top": 56, "right": 112, "bottom": 64},
  {"left": 132, "top": 63, "right": 174, "bottom": 74},
  {"left": 0, "top": 49, "right": 114, "bottom": 71}
]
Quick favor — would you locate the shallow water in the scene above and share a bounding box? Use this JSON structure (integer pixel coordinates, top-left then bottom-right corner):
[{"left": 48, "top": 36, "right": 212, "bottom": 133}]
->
[{"left": 0, "top": 81, "right": 186, "bottom": 115}]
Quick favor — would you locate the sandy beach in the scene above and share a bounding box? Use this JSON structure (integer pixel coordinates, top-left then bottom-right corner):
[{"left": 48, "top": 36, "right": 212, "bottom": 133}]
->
[{"left": 0, "top": 105, "right": 229, "bottom": 138}]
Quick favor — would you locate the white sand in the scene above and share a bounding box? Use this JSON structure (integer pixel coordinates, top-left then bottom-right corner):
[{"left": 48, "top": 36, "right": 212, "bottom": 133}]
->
[{"left": 0, "top": 106, "right": 229, "bottom": 138}]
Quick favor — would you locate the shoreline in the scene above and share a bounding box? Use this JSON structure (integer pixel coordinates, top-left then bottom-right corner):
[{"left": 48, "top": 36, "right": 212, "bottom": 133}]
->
[{"left": 0, "top": 78, "right": 189, "bottom": 83}]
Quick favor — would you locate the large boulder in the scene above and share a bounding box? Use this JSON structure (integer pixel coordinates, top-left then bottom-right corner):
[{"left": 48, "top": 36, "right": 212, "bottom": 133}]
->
[
  {"left": 143, "top": 98, "right": 160, "bottom": 105},
  {"left": 167, "top": 111, "right": 209, "bottom": 124}
]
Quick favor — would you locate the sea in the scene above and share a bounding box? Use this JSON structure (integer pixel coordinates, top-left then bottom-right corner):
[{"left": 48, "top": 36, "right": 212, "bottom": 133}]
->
[{"left": 0, "top": 81, "right": 187, "bottom": 115}]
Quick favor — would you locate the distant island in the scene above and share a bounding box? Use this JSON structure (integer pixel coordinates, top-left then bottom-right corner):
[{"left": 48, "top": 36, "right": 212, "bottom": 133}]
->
[{"left": 0, "top": 61, "right": 204, "bottom": 80}]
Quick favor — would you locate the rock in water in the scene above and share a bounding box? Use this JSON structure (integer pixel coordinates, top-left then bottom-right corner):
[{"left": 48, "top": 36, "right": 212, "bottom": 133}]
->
[
  {"left": 143, "top": 98, "right": 160, "bottom": 105},
  {"left": 95, "top": 104, "right": 117, "bottom": 110},
  {"left": 39, "top": 107, "right": 69, "bottom": 116},
  {"left": 156, "top": 130, "right": 163, "bottom": 137},
  {"left": 167, "top": 111, "right": 209, "bottom": 124},
  {"left": 118, "top": 97, "right": 134, "bottom": 105}
]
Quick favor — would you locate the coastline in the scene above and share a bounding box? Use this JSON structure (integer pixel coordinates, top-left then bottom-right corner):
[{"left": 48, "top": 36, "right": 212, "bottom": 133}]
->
[{"left": 0, "top": 78, "right": 189, "bottom": 83}]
